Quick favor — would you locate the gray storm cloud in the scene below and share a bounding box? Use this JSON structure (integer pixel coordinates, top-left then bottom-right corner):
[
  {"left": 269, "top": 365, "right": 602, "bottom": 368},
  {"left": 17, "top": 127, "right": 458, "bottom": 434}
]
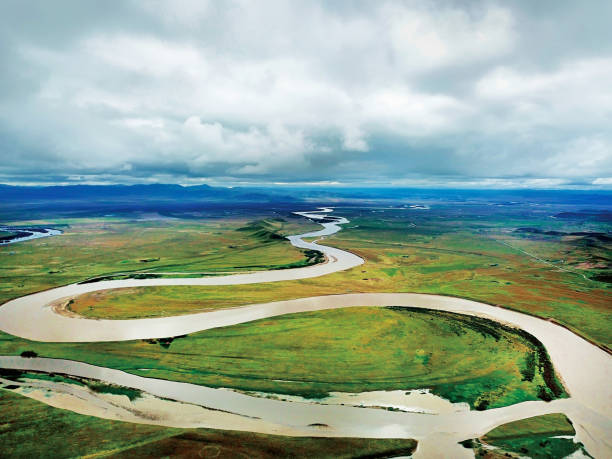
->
[{"left": 0, "top": 0, "right": 611, "bottom": 187}]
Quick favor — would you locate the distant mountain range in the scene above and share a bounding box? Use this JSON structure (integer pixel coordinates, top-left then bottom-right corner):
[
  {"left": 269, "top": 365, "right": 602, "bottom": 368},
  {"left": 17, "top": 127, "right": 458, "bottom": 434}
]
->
[
  {"left": 0, "top": 183, "right": 294, "bottom": 202},
  {"left": 1, "top": 184, "right": 610, "bottom": 221},
  {"left": 0, "top": 184, "right": 302, "bottom": 220}
]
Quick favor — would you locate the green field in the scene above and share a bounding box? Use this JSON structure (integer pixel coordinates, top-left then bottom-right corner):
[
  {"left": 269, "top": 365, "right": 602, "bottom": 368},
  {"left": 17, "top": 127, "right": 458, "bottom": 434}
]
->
[
  {"left": 0, "top": 390, "right": 416, "bottom": 458},
  {"left": 0, "top": 205, "right": 608, "bottom": 458},
  {"left": 0, "top": 216, "right": 320, "bottom": 305},
  {"left": 0, "top": 307, "right": 566, "bottom": 409},
  {"left": 2, "top": 207, "right": 609, "bottom": 349},
  {"left": 68, "top": 210, "right": 611, "bottom": 348},
  {"left": 472, "top": 413, "right": 589, "bottom": 458}
]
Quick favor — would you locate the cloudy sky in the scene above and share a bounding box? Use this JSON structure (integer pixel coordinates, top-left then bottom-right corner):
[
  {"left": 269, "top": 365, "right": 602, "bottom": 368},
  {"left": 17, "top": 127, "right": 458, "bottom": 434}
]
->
[{"left": 1, "top": 0, "right": 611, "bottom": 188}]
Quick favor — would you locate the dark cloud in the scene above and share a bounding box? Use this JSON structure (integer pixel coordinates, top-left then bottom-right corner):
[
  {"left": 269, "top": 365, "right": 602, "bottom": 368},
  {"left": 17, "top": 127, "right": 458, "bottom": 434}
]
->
[{"left": 0, "top": 0, "right": 610, "bottom": 188}]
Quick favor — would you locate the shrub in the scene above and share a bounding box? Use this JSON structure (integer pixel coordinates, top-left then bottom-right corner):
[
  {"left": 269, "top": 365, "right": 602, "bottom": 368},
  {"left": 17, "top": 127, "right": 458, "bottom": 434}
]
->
[{"left": 20, "top": 350, "right": 38, "bottom": 358}]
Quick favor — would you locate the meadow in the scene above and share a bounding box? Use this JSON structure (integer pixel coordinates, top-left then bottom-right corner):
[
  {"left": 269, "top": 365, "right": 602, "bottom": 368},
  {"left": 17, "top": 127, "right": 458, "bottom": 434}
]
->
[
  {"left": 68, "top": 206, "right": 611, "bottom": 348},
  {"left": 0, "top": 202, "right": 608, "bottom": 456},
  {"left": 0, "top": 214, "right": 320, "bottom": 305},
  {"left": 0, "top": 306, "right": 565, "bottom": 409},
  {"left": 472, "top": 413, "right": 588, "bottom": 458}
]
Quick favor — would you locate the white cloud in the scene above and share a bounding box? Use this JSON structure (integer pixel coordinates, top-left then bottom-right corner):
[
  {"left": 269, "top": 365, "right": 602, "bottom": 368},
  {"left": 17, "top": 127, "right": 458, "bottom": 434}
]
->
[
  {"left": 182, "top": 117, "right": 313, "bottom": 174},
  {"left": 546, "top": 136, "right": 612, "bottom": 177},
  {"left": 475, "top": 58, "right": 612, "bottom": 130},
  {"left": 342, "top": 126, "right": 368, "bottom": 152},
  {"left": 83, "top": 34, "right": 207, "bottom": 78},
  {"left": 136, "top": 0, "right": 211, "bottom": 28},
  {"left": 118, "top": 118, "right": 165, "bottom": 129},
  {"left": 386, "top": 4, "right": 515, "bottom": 73},
  {"left": 1, "top": 0, "right": 611, "bottom": 186},
  {"left": 363, "top": 87, "right": 468, "bottom": 135}
]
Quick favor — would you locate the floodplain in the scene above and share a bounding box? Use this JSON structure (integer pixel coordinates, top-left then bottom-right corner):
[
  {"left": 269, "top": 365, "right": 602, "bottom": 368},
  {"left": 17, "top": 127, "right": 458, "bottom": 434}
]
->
[
  {"left": 0, "top": 195, "right": 609, "bottom": 458},
  {"left": 63, "top": 205, "right": 611, "bottom": 348}
]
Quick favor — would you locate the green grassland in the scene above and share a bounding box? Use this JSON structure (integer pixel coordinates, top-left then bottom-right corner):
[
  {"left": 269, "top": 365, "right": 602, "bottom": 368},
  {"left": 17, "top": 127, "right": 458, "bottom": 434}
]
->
[
  {"left": 0, "top": 216, "right": 320, "bottom": 305},
  {"left": 0, "top": 307, "right": 566, "bottom": 409},
  {"left": 68, "top": 208, "right": 611, "bottom": 348},
  {"left": 0, "top": 390, "right": 416, "bottom": 458},
  {"left": 472, "top": 413, "right": 589, "bottom": 458},
  {"left": 0, "top": 204, "right": 607, "bottom": 457}
]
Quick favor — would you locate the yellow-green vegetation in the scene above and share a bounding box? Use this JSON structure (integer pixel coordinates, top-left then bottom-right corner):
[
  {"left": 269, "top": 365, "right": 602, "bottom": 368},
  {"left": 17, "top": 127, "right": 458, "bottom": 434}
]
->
[
  {"left": 68, "top": 285, "right": 262, "bottom": 317},
  {"left": 484, "top": 413, "right": 575, "bottom": 439},
  {"left": 0, "top": 216, "right": 319, "bottom": 305},
  {"left": 0, "top": 307, "right": 566, "bottom": 409},
  {"left": 471, "top": 413, "right": 590, "bottom": 458},
  {"left": 0, "top": 390, "right": 416, "bottom": 458},
  {"left": 68, "top": 211, "right": 611, "bottom": 348}
]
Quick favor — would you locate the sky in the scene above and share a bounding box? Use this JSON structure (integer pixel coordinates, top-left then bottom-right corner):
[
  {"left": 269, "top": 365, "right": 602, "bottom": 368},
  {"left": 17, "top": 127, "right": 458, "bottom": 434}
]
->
[{"left": 1, "top": 0, "right": 611, "bottom": 188}]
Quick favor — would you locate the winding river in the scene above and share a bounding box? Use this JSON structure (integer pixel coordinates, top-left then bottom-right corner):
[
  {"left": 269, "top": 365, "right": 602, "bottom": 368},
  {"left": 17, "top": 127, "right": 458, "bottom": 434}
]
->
[
  {"left": 0, "top": 226, "right": 62, "bottom": 245},
  {"left": 0, "top": 208, "right": 610, "bottom": 458}
]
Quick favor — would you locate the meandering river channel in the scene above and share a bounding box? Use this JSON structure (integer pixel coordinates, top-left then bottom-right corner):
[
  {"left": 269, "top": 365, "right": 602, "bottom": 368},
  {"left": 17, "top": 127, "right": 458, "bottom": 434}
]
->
[{"left": 0, "top": 208, "right": 610, "bottom": 458}]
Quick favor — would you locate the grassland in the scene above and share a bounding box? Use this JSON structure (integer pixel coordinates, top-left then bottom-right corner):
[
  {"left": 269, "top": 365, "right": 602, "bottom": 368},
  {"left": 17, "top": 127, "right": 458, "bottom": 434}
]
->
[
  {"left": 0, "top": 307, "right": 566, "bottom": 409},
  {"left": 0, "top": 205, "right": 607, "bottom": 459},
  {"left": 0, "top": 215, "right": 320, "bottom": 305},
  {"left": 0, "top": 390, "right": 416, "bottom": 458},
  {"left": 0, "top": 202, "right": 607, "bottom": 457},
  {"left": 471, "top": 413, "right": 588, "bottom": 458},
  {"left": 2, "top": 206, "right": 609, "bottom": 348},
  {"left": 67, "top": 208, "right": 611, "bottom": 349}
]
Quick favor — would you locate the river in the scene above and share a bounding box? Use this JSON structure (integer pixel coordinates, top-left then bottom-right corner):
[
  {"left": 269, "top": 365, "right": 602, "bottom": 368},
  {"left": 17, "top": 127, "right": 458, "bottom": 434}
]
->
[{"left": 0, "top": 208, "right": 609, "bottom": 458}]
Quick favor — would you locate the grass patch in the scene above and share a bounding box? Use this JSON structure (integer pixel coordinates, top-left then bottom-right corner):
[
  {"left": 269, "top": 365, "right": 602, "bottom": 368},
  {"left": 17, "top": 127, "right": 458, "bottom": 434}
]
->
[
  {"left": 86, "top": 381, "right": 142, "bottom": 401},
  {"left": 483, "top": 413, "right": 575, "bottom": 440},
  {"left": 478, "top": 413, "right": 591, "bottom": 458},
  {"left": 142, "top": 334, "right": 188, "bottom": 349}
]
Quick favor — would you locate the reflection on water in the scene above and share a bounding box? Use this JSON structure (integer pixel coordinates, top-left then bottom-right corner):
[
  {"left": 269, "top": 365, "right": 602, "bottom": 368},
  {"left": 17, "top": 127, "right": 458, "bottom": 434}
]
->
[{"left": 239, "top": 388, "right": 470, "bottom": 414}]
